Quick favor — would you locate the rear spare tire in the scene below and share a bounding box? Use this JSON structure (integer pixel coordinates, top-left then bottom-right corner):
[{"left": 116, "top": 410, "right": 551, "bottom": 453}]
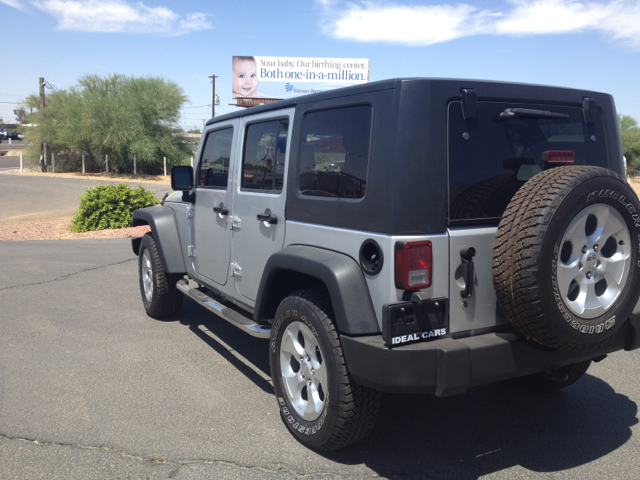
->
[{"left": 493, "top": 166, "right": 640, "bottom": 352}]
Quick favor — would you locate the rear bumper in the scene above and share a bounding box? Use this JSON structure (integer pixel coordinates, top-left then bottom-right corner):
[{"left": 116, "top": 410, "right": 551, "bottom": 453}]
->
[{"left": 341, "top": 314, "right": 640, "bottom": 396}]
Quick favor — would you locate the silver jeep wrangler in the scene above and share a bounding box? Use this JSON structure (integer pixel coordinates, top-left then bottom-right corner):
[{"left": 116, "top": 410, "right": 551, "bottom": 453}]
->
[{"left": 132, "top": 78, "right": 640, "bottom": 451}]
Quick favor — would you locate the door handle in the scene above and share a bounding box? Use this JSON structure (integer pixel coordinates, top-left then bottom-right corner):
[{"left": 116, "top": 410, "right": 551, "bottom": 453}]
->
[
  {"left": 213, "top": 203, "right": 229, "bottom": 216},
  {"left": 460, "top": 246, "right": 476, "bottom": 298},
  {"left": 257, "top": 210, "right": 278, "bottom": 225}
]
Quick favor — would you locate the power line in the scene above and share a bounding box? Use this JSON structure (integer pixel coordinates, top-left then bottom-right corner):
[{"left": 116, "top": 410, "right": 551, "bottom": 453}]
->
[{"left": 44, "top": 80, "right": 58, "bottom": 91}]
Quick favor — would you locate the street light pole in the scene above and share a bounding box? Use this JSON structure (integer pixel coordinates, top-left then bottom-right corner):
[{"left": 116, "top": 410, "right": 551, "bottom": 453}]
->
[{"left": 39, "top": 77, "right": 46, "bottom": 172}]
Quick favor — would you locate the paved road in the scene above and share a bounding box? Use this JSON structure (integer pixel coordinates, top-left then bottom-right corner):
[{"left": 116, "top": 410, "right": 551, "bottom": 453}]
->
[
  {"left": 0, "top": 174, "right": 172, "bottom": 221},
  {"left": 0, "top": 139, "right": 26, "bottom": 152},
  {"left": 1, "top": 239, "right": 640, "bottom": 479},
  {"left": 0, "top": 155, "right": 21, "bottom": 171}
]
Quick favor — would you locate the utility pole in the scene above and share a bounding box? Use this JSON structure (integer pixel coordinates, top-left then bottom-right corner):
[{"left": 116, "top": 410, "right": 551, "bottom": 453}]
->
[
  {"left": 209, "top": 75, "right": 217, "bottom": 118},
  {"left": 39, "top": 77, "right": 46, "bottom": 172}
]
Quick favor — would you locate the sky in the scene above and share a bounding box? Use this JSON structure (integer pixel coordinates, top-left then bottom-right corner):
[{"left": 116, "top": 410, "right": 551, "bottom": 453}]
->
[{"left": 1, "top": 0, "right": 640, "bottom": 130}]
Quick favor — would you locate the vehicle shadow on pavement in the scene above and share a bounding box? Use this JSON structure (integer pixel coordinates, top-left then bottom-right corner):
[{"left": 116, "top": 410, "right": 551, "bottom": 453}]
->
[
  {"left": 174, "top": 297, "right": 273, "bottom": 395},
  {"left": 322, "top": 375, "right": 638, "bottom": 478},
  {"left": 168, "top": 299, "right": 637, "bottom": 478}
]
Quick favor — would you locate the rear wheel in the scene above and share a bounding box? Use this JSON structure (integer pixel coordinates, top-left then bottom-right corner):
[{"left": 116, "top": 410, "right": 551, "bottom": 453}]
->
[
  {"left": 138, "top": 233, "right": 183, "bottom": 319},
  {"left": 270, "top": 288, "right": 381, "bottom": 451}
]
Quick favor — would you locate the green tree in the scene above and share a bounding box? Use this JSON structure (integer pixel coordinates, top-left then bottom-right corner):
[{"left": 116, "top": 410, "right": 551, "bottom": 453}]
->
[
  {"left": 619, "top": 114, "right": 640, "bottom": 170},
  {"left": 13, "top": 107, "right": 27, "bottom": 124},
  {"left": 22, "top": 74, "right": 192, "bottom": 174}
]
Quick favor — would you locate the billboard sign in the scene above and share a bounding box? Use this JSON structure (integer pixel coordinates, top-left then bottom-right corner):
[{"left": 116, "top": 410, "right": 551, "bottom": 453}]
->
[{"left": 232, "top": 56, "right": 369, "bottom": 99}]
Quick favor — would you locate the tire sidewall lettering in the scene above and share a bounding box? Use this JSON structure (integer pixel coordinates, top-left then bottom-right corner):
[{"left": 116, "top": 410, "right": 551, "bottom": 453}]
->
[
  {"left": 586, "top": 188, "right": 640, "bottom": 229},
  {"left": 277, "top": 394, "right": 330, "bottom": 436}
]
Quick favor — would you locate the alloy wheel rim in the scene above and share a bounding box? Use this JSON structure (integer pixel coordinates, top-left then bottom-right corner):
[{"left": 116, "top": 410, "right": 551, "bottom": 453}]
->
[
  {"left": 141, "top": 249, "right": 153, "bottom": 302},
  {"left": 279, "top": 321, "right": 328, "bottom": 421},
  {"left": 556, "top": 203, "right": 631, "bottom": 319}
]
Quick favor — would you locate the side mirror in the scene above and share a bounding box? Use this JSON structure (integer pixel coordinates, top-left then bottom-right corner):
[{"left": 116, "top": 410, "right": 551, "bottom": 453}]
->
[{"left": 171, "top": 165, "right": 194, "bottom": 191}]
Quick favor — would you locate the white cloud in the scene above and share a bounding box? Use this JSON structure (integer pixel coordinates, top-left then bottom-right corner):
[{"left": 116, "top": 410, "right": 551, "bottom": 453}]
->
[
  {"left": 322, "top": 0, "right": 640, "bottom": 48},
  {"left": 179, "top": 12, "right": 212, "bottom": 32},
  {"left": 328, "top": 3, "right": 495, "bottom": 45},
  {"left": 0, "top": 0, "right": 29, "bottom": 11},
  {"left": 4, "top": 0, "right": 212, "bottom": 34},
  {"left": 495, "top": 0, "right": 640, "bottom": 44}
]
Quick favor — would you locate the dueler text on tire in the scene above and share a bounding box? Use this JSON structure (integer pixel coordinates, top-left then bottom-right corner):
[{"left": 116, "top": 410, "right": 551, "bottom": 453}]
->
[
  {"left": 493, "top": 166, "right": 640, "bottom": 352},
  {"left": 269, "top": 288, "right": 381, "bottom": 451},
  {"left": 138, "top": 233, "right": 183, "bottom": 319}
]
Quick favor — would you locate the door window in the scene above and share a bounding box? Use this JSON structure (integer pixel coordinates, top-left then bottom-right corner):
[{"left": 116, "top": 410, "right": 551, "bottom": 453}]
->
[
  {"left": 198, "top": 127, "right": 233, "bottom": 188},
  {"left": 241, "top": 119, "right": 288, "bottom": 192}
]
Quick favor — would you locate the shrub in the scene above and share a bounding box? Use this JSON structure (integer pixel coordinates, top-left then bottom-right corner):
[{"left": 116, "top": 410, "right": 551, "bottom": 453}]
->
[{"left": 70, "top": 183, "right": 159, "bottom": 232}]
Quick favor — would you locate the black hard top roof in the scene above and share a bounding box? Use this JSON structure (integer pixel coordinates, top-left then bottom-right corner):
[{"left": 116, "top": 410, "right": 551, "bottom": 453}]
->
[{"left": 206, "top": 77, "right": 611, "bottom": 126}]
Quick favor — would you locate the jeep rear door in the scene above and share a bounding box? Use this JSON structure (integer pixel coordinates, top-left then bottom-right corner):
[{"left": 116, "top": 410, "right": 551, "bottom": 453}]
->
[
  {"left": 229, "top": 108, "right": 294, "bottom": 303},
  {"left": 447, "top": 100, "right": 610, "bottom": 335}
]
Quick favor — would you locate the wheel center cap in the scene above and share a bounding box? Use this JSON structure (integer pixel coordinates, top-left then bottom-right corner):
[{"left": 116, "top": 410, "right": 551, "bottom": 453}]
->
[
  {"left": 301, "top": 362, "right": 311, "bottom": 378},
  {"left": 586, "top": 252, "right": 598, "bottom": 268}
]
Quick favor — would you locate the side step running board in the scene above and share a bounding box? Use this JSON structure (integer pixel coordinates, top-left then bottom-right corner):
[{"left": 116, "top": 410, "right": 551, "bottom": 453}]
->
[{"left": 176, "top": 279, "right": 271, "bottom": 339}]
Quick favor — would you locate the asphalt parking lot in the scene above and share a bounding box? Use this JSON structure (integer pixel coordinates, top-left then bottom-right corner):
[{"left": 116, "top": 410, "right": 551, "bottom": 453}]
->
[
  {"left": 2, "top": 171, "right": 640, "bottom": 479},
  {"left": 1, "top": 239, "right": 640, "bottom": 479}
]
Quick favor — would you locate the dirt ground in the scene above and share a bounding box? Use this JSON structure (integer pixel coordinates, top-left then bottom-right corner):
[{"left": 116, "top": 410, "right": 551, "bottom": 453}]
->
[{"left": 0, "top": 167, "right": 171, "bottom": 183}]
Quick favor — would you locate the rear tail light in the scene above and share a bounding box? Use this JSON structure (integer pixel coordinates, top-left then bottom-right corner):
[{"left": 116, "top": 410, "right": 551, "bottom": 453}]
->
[
  {"left": 543, "top": 150, "right": 575, "bottom": 164},
  {"left": 395, "top": 241, "right": 432, "bottom": 290}
]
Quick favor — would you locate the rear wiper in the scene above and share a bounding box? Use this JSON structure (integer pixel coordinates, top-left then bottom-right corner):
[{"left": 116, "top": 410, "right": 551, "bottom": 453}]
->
[{"left": 499, "top": 108, "right": 569, "bottom": 120}]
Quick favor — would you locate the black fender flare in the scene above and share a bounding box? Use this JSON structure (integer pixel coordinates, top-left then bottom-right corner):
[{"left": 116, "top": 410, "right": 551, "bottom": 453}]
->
[
  {"left": 254, "top": 245, "right": 380, "bottom": 336},
  {"left": 132, "top": 206, "right": 186, "bottom": 273}
]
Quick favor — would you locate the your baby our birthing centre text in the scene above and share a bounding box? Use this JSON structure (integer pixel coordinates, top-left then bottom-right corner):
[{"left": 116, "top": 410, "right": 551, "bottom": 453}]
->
[{"left": 259, "top": 58, "right": 367, "bottom": 82}]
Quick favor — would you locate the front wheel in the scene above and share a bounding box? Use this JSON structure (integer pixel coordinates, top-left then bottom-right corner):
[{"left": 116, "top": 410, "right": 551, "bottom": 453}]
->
[
  {"left": 269, "top": 289, "right": 381, "bottom": 451},
  {"left": 138, "top": 233, "right": 183, "bottom": 319}
]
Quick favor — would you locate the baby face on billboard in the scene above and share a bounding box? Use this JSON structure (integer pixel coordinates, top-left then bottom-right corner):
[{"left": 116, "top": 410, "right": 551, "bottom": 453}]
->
[{"left": 232, "top": 57, "right": 261, "bottom": 98}]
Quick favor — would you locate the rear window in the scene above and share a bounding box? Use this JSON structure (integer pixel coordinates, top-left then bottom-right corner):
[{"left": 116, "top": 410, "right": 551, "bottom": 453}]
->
[{"left": 448, "top": 101, "right": 609, "bottom": 222}]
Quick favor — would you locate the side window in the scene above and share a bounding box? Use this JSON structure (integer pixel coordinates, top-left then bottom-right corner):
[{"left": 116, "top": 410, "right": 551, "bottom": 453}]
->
[
  {"left": 198, "top": 127, "right": 233, "bottom": 188},
  {"left": 241, "top": 119, "right": 288, "bottom": 192},
  {"left": 298, "top": 105, "right": 372, "bottom": 199}
]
